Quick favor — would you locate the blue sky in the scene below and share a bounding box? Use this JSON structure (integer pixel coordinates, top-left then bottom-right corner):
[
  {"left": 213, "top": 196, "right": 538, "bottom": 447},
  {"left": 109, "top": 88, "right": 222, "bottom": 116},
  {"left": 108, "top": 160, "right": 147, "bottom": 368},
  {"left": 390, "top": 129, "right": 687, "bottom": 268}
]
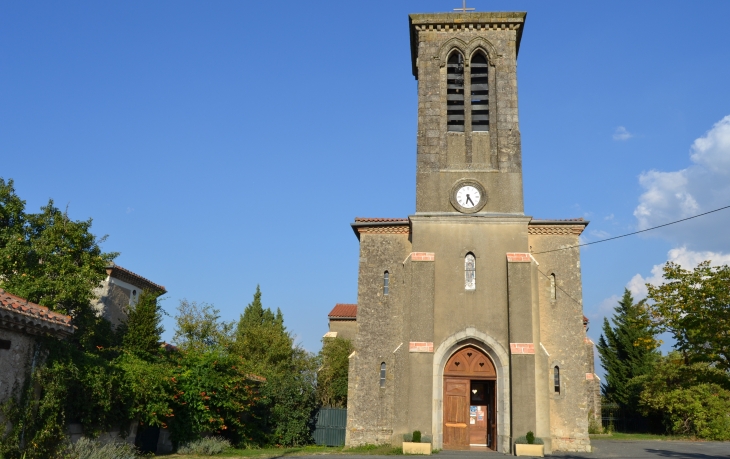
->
[{"left": 3, "top": 1, "right": 730, "bottom": 375}]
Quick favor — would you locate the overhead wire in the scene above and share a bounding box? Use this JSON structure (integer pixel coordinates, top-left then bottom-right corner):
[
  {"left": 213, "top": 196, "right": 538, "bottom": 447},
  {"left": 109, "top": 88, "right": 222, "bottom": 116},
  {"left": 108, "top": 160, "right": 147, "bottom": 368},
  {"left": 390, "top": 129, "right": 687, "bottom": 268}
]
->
[{"left": 531, "top": 204, "right": 730, "bottom": 255}]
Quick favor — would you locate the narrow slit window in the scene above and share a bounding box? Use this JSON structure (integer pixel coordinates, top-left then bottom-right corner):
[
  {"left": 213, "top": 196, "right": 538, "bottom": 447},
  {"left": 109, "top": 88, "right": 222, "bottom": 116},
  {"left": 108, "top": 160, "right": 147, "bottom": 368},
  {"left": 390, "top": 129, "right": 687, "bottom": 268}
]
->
[
  {"left": 465, "top": 253, "right": 476, "bottom": 290},
  {"left": 380, "top": 362, "right": 386, "bottom": 388},
  {"left": 446, "top": 52, "right": 465, "bottom": 132},
  {"left": 554, "top": 366, "right": 561, "bottom": 394},
  {"left": 470, "top": 52, "right": 489, "bottom": 131},
  {"left": 0, "top": 339, "right": 10, "bottom": 350},
  {"left": 550, "top": 273, "right": 556, "bottom": 300},
  {"left": 383, "top": 271, "right": 389, "bottom": 296}
]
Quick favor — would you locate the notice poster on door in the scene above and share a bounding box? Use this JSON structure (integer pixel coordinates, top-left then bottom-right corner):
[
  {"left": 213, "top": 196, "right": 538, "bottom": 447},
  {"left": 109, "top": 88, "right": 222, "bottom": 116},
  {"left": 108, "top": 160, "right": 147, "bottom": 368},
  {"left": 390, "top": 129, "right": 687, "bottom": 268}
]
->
[
  {"left": 470, "top": 405, "right": 477, "bottom": 424},
  {"left": 477, "top": 406, "right": 484, "bottom": 421}
]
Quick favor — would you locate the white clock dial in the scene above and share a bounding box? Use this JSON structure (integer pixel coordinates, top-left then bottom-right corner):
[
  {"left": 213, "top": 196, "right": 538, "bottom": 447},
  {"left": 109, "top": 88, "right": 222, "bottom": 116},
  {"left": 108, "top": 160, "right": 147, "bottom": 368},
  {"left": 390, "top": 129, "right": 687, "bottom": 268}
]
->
[{"left": 456, "top": 186, "right": 480, "bottom": 209}]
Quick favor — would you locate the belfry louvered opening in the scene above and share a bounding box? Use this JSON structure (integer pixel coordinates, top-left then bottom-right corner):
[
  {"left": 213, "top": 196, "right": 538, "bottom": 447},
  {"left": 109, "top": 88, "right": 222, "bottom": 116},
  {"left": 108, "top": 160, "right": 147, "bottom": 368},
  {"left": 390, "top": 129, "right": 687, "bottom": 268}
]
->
[
  {"left": 446, "top": 52, "right": 465, "bottom": 132},
  {"left": 470, "top": 52, "right": 489, "bottom": 131}
]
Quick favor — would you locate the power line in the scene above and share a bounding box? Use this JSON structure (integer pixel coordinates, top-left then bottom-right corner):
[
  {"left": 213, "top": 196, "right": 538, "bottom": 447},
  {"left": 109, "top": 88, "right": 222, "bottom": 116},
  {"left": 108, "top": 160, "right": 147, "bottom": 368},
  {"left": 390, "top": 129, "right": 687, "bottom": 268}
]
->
[{"left": 532, "top": 204, "right": 730, "bottom": 255}]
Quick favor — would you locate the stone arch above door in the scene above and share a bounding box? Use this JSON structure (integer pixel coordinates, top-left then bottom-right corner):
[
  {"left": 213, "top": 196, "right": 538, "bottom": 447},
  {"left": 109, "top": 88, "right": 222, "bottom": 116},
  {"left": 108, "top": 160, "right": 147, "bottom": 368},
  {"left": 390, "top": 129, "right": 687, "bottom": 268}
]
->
[{"left": 431, "top": 328, "right": 511, "bottom": 454}]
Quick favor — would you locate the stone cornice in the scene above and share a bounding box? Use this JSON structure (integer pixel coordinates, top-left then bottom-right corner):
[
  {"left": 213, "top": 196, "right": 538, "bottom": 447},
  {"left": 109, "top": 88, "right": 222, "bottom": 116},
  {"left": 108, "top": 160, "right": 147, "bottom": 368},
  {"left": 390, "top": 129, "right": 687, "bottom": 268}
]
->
[
  {"left": 409, "top": 12, "right": 527, "bottom": 78},
  {"left": 528, "top": 219, "right": 588, "bottom": 236}
]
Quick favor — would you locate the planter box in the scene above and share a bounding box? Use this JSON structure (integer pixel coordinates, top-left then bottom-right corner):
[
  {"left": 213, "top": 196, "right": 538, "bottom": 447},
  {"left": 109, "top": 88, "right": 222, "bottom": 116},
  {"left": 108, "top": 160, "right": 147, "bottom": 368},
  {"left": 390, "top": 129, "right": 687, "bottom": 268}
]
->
[
  {"left": 515, "top": 444, "right": 544, "bottom": 457},
  {"left": 402, "top": 442, "right": 432, "bottom": 455}
]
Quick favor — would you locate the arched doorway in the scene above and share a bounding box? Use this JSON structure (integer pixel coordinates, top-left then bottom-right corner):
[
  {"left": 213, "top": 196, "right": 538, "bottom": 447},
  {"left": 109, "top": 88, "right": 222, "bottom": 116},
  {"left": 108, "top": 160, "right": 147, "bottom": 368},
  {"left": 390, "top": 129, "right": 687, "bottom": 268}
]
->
[{"left": 443, "top": 346, "right": 497, "bottom": 450}]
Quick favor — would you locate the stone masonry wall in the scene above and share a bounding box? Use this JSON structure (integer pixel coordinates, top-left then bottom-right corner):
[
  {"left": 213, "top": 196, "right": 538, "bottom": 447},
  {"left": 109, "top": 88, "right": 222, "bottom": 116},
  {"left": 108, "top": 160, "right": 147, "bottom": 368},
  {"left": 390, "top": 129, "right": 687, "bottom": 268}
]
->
[
  {"left": 530, "top": 224, "right": 592, "bottom": 452},
  {"left": 346, "top": 232, "right": 412, "bottom": 446}
]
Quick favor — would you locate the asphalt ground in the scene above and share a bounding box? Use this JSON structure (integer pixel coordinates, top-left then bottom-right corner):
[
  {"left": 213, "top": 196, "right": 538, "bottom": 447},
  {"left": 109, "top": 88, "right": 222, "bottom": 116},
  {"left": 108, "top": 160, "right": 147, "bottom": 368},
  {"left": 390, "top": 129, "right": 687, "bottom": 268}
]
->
[{"left": 327, "top": 441, "right": 729, "bottom": 459}]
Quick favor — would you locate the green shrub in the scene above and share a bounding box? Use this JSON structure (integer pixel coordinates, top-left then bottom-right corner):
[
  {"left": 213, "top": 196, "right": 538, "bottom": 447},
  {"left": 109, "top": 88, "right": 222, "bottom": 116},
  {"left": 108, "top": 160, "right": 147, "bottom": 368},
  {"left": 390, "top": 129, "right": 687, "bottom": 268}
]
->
[
  {"left": 412, "top": 431, "right": 421, "bottom": 443},
  {"left": 514, "top": 434, "right": 543, "bottom": 445},
  {"left": 177, "top": 437, "right": 232, "bottom": 455},
  {"left": 525, "top": 431, "right": 534, "bottom": 444},
  {"left": 402, "top": 433, "right": 412, "bottom": 442},
  {"left": 63, "top": 437, "right": 138, "bottom": 459}
]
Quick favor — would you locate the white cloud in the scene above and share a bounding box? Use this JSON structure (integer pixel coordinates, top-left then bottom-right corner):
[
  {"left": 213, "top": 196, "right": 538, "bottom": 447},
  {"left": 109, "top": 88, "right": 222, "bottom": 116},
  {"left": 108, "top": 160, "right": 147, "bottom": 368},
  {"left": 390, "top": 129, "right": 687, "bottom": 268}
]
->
[
  {"left": 604, "top": 213, "right": 614, "bottom": 221},
  {"left": 634, "top": 115, "right": 730, "bottom": 251},
  {"left": 590, "top": 229, "right": 610, "bottom": 239},
  {"left": 627, "top": 246, "right": 730, "bottom": 299},
  {"left": 613, "top": 126, "right": 633, "bottom": 141}
]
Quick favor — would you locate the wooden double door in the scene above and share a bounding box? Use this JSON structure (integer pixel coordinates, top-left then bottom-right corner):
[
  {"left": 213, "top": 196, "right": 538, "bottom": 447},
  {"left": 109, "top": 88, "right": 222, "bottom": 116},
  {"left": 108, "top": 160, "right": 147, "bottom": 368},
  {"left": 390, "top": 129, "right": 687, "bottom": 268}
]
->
[{"left": 442, "top": 346, "right": 497, "bottom": 450}]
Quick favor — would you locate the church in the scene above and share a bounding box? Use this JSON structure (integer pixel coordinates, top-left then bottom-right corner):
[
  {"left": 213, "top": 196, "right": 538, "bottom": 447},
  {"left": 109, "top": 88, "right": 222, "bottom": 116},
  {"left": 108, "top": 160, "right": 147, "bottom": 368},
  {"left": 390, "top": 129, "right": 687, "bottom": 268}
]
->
[{"left": 339, "top": 11, "right": 599, "bottom": 454}]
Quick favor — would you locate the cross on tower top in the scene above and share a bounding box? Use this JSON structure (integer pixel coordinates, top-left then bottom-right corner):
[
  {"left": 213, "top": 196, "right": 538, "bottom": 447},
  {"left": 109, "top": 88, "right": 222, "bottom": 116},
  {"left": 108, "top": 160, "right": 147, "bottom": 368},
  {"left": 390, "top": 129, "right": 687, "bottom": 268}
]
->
[{"left": 453, "top": 0, "right": 475, "bottom": 13}]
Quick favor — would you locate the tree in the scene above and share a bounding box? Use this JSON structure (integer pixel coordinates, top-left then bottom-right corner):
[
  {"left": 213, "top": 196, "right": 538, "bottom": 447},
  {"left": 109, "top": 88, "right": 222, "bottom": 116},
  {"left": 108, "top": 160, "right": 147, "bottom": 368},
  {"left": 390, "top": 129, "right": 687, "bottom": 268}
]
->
[
  {"left": 647, "top": 261, "right": 730, "bottom": 371},
  {"left": 232, "top": 287, "right": 317, "bottom": 446},
  {"left": 0, "top": 178, "right": 117, "bottom": 348},
  {"left": 316, "top": 337, "right": 353, "bottom": 408},
  {"left": 122, "top": 290, "right": 165, "bottom": 357},
  {"left": 172, "top": 299, "right": 233, "bottom": 352},
  {"left": 597, "top": 288, "right": 659, "bottom": 412},
  {"left": 636, "top": 352, "right": 730, "bottom": 440}
]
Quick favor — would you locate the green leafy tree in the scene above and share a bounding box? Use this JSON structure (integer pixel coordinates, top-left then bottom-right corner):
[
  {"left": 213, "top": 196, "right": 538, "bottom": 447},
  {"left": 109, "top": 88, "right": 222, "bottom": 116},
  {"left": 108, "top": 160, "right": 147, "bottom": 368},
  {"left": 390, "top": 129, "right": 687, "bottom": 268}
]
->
[
  {"left": 232, "top": 287, "right": 317, "bottom": 446},
  {"left": 635, "top": 352, "right": 730, "bottom": 440},
  {"left": 597, "top": 288, "right": 659, "bottom": 412},
  {"left": 122, "top": 290, "right": 165, "bottom": 357},
  {"left": 647, "top": 261, "right": 730, "bottom": 371},
  {"left": 316, "top": 337, "right": 353, "bottom": 408},
  {"left": 0, "top": 178, "right": 117, "bottom": 349},
  {"left": 173, "top": 299, "right": 233, "bottom": 352}
]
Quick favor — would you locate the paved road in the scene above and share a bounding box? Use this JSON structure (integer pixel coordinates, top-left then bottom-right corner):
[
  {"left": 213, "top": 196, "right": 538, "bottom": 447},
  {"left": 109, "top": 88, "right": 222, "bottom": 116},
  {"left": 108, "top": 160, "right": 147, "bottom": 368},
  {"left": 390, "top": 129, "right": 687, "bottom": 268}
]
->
[{"left": 319, "top": 441, "right": 729, "bottom": 459}]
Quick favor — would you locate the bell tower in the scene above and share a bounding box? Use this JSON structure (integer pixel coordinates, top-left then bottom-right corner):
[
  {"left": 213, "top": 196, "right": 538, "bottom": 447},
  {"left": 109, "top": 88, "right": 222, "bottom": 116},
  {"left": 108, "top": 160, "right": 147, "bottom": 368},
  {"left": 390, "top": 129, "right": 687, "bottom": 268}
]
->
[{"left": 409, "top": 12, "right": 526, "bottom": 214}]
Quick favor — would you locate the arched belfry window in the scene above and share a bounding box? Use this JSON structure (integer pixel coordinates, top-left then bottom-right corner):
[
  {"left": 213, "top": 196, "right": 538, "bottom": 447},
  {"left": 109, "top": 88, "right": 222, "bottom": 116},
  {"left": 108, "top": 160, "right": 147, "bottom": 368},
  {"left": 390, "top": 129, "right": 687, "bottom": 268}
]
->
[
  {"left": 470, "top": 52, "right": 489, "bottom": 131},
  {"left": 383, "top": 271, "right": 390, "bottom": 296},
  {"left": 446, "top": 52, "right": 465, "bottom": 132},
  {"left": 554, "top": 366, "right": 561, "bottom": 394},
  {"left": 550, "top": 273, "right": 556, "bottom": 300},
  {"left": 465, "top": 253, "right": 476, "bottom": 290},
  {"left": 380, "top": 362, "right": 386, "bottom": 388}
]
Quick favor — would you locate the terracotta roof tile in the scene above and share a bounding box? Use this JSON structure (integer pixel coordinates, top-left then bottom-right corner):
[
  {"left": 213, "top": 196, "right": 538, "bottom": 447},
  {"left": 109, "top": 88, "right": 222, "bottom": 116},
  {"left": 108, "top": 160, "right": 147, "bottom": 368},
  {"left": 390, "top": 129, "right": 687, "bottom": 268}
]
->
[
  {"left": 107, "top": 264, "right": 166, "bottom": 294},
  {"left": 531, "top": 218, "right": 586, "bottom": 222},
  {"left": 328, "top": 304, "right": 357, "bottom": 319},
  {"left": 0, "top": 289, "right": 75, "bottom": 338},
  {"left": 354, "top": 218, "right": 409, "bottom": 223}
]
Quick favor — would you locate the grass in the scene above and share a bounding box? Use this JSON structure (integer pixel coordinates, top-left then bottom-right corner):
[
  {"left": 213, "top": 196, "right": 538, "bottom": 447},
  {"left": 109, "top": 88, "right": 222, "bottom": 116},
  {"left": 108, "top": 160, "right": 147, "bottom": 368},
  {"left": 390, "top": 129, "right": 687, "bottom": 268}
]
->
[
  {"left": 590, "top": 432, "right": 695, "bottom": 441},
  {"left": 167, "top": 444, "right": 405, "bottom": 458}
]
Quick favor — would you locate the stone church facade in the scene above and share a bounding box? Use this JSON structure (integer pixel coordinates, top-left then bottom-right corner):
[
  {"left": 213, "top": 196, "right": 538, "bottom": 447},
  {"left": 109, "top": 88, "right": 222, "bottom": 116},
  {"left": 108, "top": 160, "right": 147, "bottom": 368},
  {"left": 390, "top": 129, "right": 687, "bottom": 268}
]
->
[{"left": 343, "top": 12, "right": 599, "bottom": 454}]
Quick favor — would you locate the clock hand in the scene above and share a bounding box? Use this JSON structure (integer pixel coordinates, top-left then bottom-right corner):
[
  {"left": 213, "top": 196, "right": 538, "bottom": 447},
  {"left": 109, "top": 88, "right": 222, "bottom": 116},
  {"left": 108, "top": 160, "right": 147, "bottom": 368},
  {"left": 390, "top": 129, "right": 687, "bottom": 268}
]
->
[{"left": 466, "top": 195, "right": 474, "bottom": 206}]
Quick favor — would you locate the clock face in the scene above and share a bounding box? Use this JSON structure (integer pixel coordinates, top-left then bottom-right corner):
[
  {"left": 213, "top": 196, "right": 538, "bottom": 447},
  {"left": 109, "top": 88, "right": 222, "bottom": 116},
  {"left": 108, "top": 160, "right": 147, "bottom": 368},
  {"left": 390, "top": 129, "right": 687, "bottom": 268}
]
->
[{"left": 456, "top": 185, "right": 480, "bottom": 209}]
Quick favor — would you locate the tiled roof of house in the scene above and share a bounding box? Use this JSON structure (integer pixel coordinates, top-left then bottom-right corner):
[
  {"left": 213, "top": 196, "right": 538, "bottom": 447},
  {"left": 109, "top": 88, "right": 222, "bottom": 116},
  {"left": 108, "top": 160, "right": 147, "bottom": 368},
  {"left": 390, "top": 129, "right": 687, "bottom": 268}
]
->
[
  {"left": 0, "top": 288, "right": 75, "bottom": 338},
  {"left": 354, "top": 218, "right": 409, "bottom": 223},
  {"left": 328, "top": 304, "right": 357, "bottom": 319},
  {"left": 530, "top": 218, "right": 587, "bottom": 223},
  {"left": 106, "top": 263, "right": 167, "bottom": 294}
]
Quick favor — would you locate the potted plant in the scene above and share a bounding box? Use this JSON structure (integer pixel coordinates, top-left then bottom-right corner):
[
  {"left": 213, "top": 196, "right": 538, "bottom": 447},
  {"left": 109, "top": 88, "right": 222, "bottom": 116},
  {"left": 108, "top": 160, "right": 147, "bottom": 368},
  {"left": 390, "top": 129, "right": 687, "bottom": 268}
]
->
[
  {"left": 402, "top": 430, "right": 432, "bottom": 455},
  {"left": 514, "top": 431, "right": 544, "bottom": 457}
]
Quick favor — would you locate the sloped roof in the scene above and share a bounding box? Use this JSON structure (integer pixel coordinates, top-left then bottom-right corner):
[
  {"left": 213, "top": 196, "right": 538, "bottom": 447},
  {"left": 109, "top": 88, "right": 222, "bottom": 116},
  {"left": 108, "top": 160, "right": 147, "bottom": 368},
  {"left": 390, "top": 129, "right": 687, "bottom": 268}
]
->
[
  {"left": 354, "top": 218, "right": 409, "bottom": 223},
  {"left": 328, "top": 304, "right": 357, "bottom": 319},
  {"left": 106, "top": 263, "right": 166, "bottom": 294},
  {"left": 0, "top": 288, "right": 75, "bottom": 338}
]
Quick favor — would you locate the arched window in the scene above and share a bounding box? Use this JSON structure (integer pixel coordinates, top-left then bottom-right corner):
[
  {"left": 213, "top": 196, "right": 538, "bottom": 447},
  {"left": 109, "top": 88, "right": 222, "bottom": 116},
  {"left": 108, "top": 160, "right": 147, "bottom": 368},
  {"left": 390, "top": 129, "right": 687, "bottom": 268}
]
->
[
  {"left": 380, "top": 362, "right": 386, "bottom": 388},
  {"left": 383, "top": 271, "right": 390, "bottom": 296},
  {"left": 446, "top": 52, "right": 465, "bottom": 132},
  {"left": 470, "top": 52, "right": 489, "bottom": 131},
  {"left": 550, "top": 273, "right": 556, "bottom": 300},
  {"left": 554, "top": 366, "right": 561, "bottom": 394},
  {"left": 465, "top": 253, "right": 476, "bottom": 290}
]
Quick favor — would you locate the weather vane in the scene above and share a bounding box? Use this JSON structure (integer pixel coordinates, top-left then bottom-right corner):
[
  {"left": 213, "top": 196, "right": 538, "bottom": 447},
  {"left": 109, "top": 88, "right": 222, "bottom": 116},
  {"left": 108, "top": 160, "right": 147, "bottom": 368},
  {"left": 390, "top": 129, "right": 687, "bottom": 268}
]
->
[{"left": 454, "top": 0, "right": 475, "bottom": 12}]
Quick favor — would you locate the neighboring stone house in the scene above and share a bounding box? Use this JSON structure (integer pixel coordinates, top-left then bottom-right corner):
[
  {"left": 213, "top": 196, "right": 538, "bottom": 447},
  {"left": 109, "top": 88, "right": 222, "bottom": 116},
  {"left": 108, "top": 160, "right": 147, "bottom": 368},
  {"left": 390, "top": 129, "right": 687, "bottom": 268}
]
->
[
  {"left": 326, "top": 304, "right": 357, "bottom": 341},
  {"left": 342, "top": 11, "right": 600, "bottom": 454},
  {"left": 92, "top": 263, "right": 166, "bottom": 327},
  {"left": 0, "top": 289, "right": 75, "bottom": 427}
]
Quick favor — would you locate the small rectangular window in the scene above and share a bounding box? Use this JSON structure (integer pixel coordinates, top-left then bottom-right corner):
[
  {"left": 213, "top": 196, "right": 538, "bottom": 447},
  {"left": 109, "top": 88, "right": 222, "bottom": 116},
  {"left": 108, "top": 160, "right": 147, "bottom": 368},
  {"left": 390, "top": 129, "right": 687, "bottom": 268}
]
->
[
  {"left": 384, "top": 271, "right": 390, "bottom": 295},
  {"left": 0, "top": 339, "right": 11, "bottom": 350},
  {"left": 380, "top": 362, "right": 386, "bottom": 388}
]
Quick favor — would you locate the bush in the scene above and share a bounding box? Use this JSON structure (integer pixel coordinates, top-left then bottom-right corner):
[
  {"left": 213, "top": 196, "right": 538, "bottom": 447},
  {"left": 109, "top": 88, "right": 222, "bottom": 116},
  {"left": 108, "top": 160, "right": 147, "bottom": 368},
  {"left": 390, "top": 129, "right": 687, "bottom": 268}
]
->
[
  {"left": 412, "top": 431, "right": 421, "bottom": 443},
  {"left": 63, "top": 437, "right": 138, "bottom": 459},
  {"left": 177, "top": 437, "right": 232, "bottom": 455},
  {"left": 514, "top": 433, "right": 543, "bottom": 445}
]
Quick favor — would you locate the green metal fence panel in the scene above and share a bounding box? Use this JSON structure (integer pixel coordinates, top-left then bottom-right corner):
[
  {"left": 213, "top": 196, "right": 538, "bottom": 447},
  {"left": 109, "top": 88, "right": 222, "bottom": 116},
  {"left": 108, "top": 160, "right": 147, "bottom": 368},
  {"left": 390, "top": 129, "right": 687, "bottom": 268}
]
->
[{"left": 313, "top": 407, "right": 347, "bottom": 446}]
